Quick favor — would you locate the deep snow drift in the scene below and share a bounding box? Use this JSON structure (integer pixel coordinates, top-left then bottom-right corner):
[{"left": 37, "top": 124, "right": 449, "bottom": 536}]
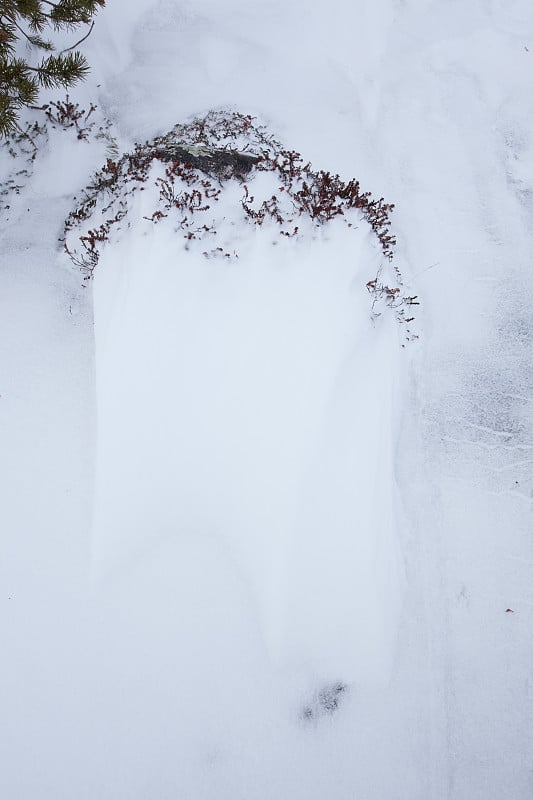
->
[{"left": 1, "top": 1, "right": 533, "bottom": 799}]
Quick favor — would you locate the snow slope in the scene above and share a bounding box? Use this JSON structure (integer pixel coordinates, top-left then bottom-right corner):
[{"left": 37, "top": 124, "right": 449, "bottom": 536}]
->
[{"left": 1, "top": 1, "right": 533, "bottom": 798}]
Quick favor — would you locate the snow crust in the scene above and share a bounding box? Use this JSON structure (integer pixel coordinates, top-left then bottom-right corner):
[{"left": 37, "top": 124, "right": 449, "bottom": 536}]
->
[{"left": 1, "top": 1, "right": 533, "bottom": 798}]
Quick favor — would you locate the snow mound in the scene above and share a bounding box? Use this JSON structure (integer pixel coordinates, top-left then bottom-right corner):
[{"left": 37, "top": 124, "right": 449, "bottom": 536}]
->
[{"left": 62, "top": 109, "right": 416, "bottom": 335}]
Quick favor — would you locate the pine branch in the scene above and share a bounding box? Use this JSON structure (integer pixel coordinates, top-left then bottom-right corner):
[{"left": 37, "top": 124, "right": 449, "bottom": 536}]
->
[
  {"left": 30, "top": 50, "right": 89, "bottom": 88},
  {"left": 14, "top": 19, "right": 52, "bottom": 48},
  {"left": 0, "top": 0, "right": 105, "bottom": 136}
]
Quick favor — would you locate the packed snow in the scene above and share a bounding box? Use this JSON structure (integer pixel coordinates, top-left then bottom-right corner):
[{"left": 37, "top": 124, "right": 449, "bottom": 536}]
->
[{"left": 1, "top": 1, "right": 532, "bottom": 799}]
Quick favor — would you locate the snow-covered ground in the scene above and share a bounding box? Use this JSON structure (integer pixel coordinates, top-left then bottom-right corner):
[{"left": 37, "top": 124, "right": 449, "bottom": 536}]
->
[{"left": 1, "top": 1, "right": 532, "bottom": 798}]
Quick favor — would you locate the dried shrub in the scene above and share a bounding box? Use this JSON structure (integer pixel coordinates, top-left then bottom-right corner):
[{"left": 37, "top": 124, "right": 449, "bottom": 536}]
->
[
  {"left": 3, "top": 103, "right": 417, "bottom": 336},
  {"left": 42, "top": 96, "right": 97, "bottom": 139},
  {"left": 0, "top": 118, "right": 45, "bottom": 214},
  {"left": 0, "top": 95, "right": 116, "bottom": 218},
  {"left": 65, "top": 110, "right": 399, "bottom": 263}
]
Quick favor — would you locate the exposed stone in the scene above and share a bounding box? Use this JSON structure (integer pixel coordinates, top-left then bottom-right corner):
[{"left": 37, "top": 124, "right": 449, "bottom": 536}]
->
[{"left": 154, "top": 144, "right": 260, "bottom": 181}]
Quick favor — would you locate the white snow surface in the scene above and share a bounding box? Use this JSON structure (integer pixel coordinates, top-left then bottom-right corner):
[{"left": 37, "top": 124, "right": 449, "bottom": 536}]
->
[{"left": 2, "top": 1, "right": 533, "bottom": 799}]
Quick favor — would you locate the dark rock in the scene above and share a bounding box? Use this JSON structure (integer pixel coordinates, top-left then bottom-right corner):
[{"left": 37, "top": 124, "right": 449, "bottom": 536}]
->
[{"left": 154, "top": 145, "right": 260, "bottom": 181}]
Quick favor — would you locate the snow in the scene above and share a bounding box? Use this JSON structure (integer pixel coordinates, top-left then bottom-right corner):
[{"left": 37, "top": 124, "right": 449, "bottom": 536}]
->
[
  {"left": 91, "top": 193, "right": 405, "bottom": 686},
  {"left": 1, "top": 1, "right": 533, "bottom": 798}
]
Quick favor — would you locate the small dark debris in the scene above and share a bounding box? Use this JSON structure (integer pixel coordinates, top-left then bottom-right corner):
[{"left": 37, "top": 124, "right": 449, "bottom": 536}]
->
[{"left": 301, "top": 681, "right": 348, "bottom": 721}]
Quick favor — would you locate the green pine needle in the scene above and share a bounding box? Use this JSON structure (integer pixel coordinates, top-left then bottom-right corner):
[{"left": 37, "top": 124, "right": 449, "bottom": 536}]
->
[{"left": 0, "top": 0, "right": 104, "bottom": 136}]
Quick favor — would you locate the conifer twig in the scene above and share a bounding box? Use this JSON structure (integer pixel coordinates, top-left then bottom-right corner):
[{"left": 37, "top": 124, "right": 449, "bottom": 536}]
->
[{"left": 59, "top": 20, "right": 94, "bottom": 54}]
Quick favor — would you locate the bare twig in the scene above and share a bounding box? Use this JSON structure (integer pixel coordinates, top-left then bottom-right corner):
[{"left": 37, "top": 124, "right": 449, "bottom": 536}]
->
[{"left": 59, "top": 21, "right": 95, "bottom": 54}]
